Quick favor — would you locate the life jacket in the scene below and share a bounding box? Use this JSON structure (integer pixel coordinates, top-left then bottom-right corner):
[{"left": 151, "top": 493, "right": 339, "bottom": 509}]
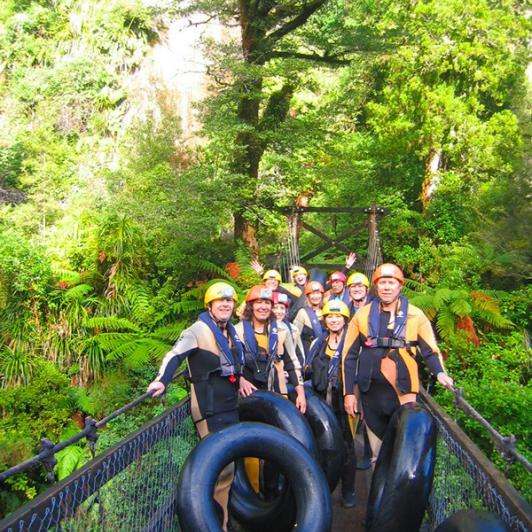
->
[
  {"left": 348, "top": 294, "right": 375, "bottom": 318},
  {"left": 365, "top": 296, "right": 417, "bottom": 350},
  {"left": 310, "top": 329, "right": 346, "bottom": 403},
  {"left": 358, "top": 296, "right": 419, "bottom": 394},
  {"left": 242, "top": 319, "right": 279, "bottom": 384},
  {"left": 198, "top": 311, "right": 244, "bottom": 381},
  {"left": 305, "top": 307, "right": 324, "bottom": 339},
  {"left": 329, "top": 289, "right": 350, "bottom": 306}
]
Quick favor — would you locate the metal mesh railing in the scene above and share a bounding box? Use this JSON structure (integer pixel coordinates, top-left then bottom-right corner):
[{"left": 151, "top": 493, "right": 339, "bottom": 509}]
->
[
  {"left": 0, "top": 398, "right": 198, "bottom": 532},
  {"left": 2, "top": 389, "right": 530, "bottom": 531},
  {"left": 420, "top": 391, "right": 531, "bottom": 532}
]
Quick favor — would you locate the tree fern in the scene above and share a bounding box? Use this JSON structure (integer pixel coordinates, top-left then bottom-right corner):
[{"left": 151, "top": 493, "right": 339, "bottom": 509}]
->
[
  {"left": 449, "top": 298, "right": 472, "bottom": 318},
  {"left": 196, "top": 259, "right": 231, "bottom": 280},
  {"left": 409, "top": 294, "right": 437, "bottom": 319},
  {"left": 152, "top": 322, "right": 187, "bottom": 342},
  {"left": 63, "top": 284, "right": 94, "bottom": 302},
  {"left": 436, "top": 306, "right": 457, "bottom": 340},
  {"left": 90, "top": 332, "right": 137, "bottom": 351},
  {"left": 125, "top": 283, "right": 154, "bottom": 323},
  {"left": 433, "top": 288, "right": 453, "bottom": 309},
  {"left": 83, "top": 316, "right": 141, "bottom": 332}
]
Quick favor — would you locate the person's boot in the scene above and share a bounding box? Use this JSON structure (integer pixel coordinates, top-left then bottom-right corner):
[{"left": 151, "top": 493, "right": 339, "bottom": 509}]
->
[{"left": 341, "top": 459, "right": 356, "bottom": 508}]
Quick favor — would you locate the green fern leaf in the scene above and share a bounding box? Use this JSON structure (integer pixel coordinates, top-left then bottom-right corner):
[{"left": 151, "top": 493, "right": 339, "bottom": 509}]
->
[
  {"left": 83, "top": 317, "right": 141, "bottom": 332},
  {"left": 436, "top": 307, "right": 456, "bottom": 340},
  {"left": 56, "top": 446, "right": 86, "bottom": 480},
  {"left": 433, "top": 288, "right": 452, "bottom": 309},
  {"left": 450, "top": 298, "right": 472, "bottom": 318},
  {"left": 197, "top": 260, "right": 231, "bottom": 280},
  {"left": 64, "top": 284, "right": 94, "bottom": 302},
  {"left": 152, "top": 323, "right": 187, "bottom": 342}
]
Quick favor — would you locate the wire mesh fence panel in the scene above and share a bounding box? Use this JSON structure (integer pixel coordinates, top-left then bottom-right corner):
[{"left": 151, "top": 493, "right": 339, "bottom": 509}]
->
[
  {"left": 420, "top": 393, "right": 530, "bottom": 532},
  {"left": 2, "top": 399, "right": 198, "bottom": 532}
]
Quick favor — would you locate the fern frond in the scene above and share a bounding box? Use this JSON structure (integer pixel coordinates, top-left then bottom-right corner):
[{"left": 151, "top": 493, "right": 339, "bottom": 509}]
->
[
  {"left": 403, "top": 278, "right": 428, "bottom": 293},
  {"left": 449, "top": 298, "right": 472, "bottom": 318},
  {"left": 123, "top": 344, "right": 152, "bottom": 370},
  {"left": 152, "top": 323, "right": 187, "bottom": 342},
  {"left": 470, "top": 291, "right": 501, "bottom": 315},
  {"left": 55, "top": 270, "right": 82, "bottom": 285},
  {"left": 126, "top": 284, "right": 154, "bottom": 322},
  {"left": 64, "top": 284, "right": 94, "bottom": 302},
  {"left": 180, "top": 286, "right": 204, "bottom": 301},
  {"left": 409, "top": 294, "right": 437, "bottom": 320},
  {"left": 173, "top": 299, "right": 203, "bottom": 315},
  {"left": 92, "top": 332, "right": 138, "bottom": 351},
  {"left": 436, "top": 307, "right": 456, "bottom": 339},
  {"left": 83, "top": 317, "right": 141, "bottom": 332},
  {"left": 106, "top": 340, "right": 139, "bottom": 361},
  {"left": 197, "top": 260, "right": 231, "bottom": 280},
  {"left": 433, "top": 288, "right": 452, "bottom": 309}
]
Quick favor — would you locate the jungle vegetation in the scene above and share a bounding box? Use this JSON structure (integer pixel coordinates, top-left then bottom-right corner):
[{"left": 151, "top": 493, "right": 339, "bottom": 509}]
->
[{"left": 0, "top": 0, "right": 530, "bottom": 515}]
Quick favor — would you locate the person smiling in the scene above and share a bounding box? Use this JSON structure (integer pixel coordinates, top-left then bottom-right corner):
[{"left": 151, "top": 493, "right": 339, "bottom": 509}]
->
[
  {"left": 342, "top": 264, "right": 454, "bottom": 463},
  {"left": 147, "top": 282, "right": 255, "bottom": 530},
  {"left": 235, "top": 285, "right": 306, "bottom": 413}
]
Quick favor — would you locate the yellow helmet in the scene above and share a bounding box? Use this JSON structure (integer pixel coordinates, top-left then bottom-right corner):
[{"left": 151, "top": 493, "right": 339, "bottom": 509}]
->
[
  {"left": 262, "top": 269, "right": 282, "bottom": 282},
  {"left": 347, "top": 272, "right": 370, "bottom": 288},
  {"left": 322, "top": 300, "right": 350, "bottom": 319},
  {"left": 204, "top": 282, "right": 238, "bottom": 307},
  {"left": 290, "top": 266, "right": 308, "bottom": 279}
]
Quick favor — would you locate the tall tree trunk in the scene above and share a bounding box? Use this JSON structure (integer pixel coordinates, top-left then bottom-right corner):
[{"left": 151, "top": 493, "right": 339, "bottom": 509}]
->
[{"left": 421, "top": 147, "right": 442, "bottom": 210}]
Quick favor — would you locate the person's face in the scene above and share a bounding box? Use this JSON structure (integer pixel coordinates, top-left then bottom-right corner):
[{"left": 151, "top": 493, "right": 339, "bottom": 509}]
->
[
  {"left": 376, "top": 278, "right": 402, "bottom": 305},
  {"left": 252, "top": 298, "right": 272, "bottom": 321},
  {"left": 210, "top": 298, "right": 235, "bottom": 322},
  {"left": 331, "top": 280, "right": 344, "bottom": 294},
  {"left": 308, "top": 291, "right": 323, "bottom": 306},
  {"left": 272, "top": 303, "right": 287, "bottom": 321},
  {"left": 325, "top": 313, "right": 345, "bottom": 333},
  {"left": 264, "top": 278, "right": 279, "bottom": 290},
  {"left": 349, "top": 283, "right": 368, "bottom": 302},
  {"left": 294, "top": 273, "right": 307, "bottom": 285}
]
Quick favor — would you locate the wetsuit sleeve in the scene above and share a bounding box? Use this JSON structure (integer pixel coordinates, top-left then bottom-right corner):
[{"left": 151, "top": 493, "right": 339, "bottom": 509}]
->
[
  {"left": 280, "top": 326, "right": 304, "bottom": 386},
  {"left": 155, "top": 328, "right": 198, "bottom": 386},
  {"left": 416, "top": 312, "right": 445, "bottom": 375},
  {"left": 341, "top": 314, "right": 362, "bottom": 395},
  {"left": 292, "top": 324, "right": 306, "bottom": 367},
  {"left": 293, "top": 308, "right": 307, "bottom": 332}
]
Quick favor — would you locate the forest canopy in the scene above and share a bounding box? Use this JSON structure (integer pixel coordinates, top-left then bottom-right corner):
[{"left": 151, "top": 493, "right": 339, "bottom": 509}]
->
[{"left": 0, "top": 0, "right": 530, "bottom": 515}]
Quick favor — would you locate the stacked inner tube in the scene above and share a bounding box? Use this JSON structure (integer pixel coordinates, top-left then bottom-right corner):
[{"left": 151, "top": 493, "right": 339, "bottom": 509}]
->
[
  {"left": 176, "top": 422, "right": 332, "bottom": 532},
  {"left": 293, "top": 384, "right": 344, "bottom": 491},
  {"left": 366, "top": 402, "right": 437, "bottom": 532},
  {"left": 231, "top": 390, "right": 319, "bottom": 531}
]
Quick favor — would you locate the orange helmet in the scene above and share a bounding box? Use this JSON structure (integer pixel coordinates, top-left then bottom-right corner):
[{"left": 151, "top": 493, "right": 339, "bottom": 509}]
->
[
  {"left": 328, "top": 271, "right": 347, "bottom": 284},
  {"left": 272, "top": 291, "right": 290, "bottom": 308},
  {"left": 305, "top": 281, "right": 325, "bottom": 295},
  {"left": 246, "top": 285, "right": 274, "bottom": 303},
  {"left": 372, "top": 263, "right": 404, "bottom": 285}
]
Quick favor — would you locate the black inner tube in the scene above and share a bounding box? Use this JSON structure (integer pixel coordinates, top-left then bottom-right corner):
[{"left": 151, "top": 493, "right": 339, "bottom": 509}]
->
[
  {"left": 176, "top": 422, "right": 332, "bottom": 532},
  {"left": 366, "top": 402, "right": 437, "bottom": 532}
]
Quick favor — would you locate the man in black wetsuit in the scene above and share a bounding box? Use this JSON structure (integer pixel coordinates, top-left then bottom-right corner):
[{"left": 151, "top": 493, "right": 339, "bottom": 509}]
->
[
  {"left": 147, "top": 282, "right": 255, "bottom": 530},
  {"left": 342, "top": 263, "right": 453, "bottom": 463}
]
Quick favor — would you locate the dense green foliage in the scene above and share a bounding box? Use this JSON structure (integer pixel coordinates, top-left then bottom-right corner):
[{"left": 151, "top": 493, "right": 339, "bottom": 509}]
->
[{"left": 0, "top": 0, "right": 530, "bottom": 517}]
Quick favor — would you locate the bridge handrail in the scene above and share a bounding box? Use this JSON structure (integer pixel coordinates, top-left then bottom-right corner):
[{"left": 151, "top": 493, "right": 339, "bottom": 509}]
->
[
  {"left": 0, "top": 379, "right": 529, "bottom": 486},
  {"left": 0, "top": 390, "right": 157, "bottom": 484}
]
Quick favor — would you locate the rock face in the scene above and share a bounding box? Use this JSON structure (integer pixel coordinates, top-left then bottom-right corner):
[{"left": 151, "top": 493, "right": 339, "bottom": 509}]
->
[
  {"left": 125, "top": 14, "right": 237, "bottom": 144},
  {"left": 0, "top": 185, "right": 25, "bottom": 205}
]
